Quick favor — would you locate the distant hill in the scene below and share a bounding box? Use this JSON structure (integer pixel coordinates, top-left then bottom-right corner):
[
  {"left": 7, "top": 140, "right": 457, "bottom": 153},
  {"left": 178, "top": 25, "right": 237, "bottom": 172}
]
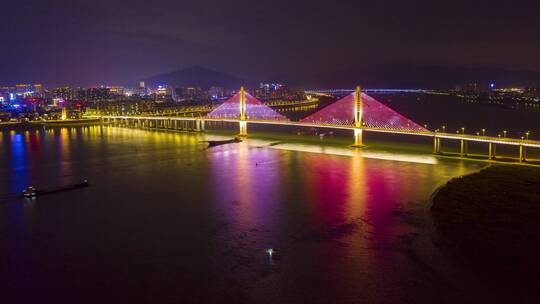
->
[
  {"left": 145, "top": 66, "right": 246, "bottom": 89},
  {"left": 146, "top": 65, "right": 540, "bottom": 90}
]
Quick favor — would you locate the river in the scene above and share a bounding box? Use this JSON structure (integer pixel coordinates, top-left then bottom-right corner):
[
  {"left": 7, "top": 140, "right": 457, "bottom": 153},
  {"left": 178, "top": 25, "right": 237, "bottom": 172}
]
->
[
  {"left": 0, "top": 125, "right": 497, "bottom": 303},
  {"left": 2, "top": 93, "right": 539, "bottom": 303}
]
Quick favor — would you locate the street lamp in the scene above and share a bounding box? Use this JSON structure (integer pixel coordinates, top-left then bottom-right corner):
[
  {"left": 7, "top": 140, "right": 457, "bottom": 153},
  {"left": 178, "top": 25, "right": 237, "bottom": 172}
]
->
[
  {"left": 442, "top": 125, "right": 446, "bottom": 133},
  {"left": 503, "top": 130, "right": 507, "bottom": 138},
  {"left": 461, "top": 127, "right": 465, "bottom": 135},
  {"left": 482, "top": 128, "right": 486, "bottom": 136},
  {"left": 526, "top": 131, "right": 530, "bottom": 140}
]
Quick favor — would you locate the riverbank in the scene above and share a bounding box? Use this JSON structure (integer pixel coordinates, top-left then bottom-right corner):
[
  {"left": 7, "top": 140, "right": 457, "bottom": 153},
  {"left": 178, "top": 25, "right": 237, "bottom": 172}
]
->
[
  {"left": 0, "top": 118, "right": 104, "bottom": 130},
  {"left": 431, "top": 164, "right": 540, "bottom": 301}
]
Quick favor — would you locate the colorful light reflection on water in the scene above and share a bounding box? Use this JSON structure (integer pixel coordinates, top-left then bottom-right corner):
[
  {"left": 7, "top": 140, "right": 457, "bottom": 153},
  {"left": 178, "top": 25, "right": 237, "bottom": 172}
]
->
[{"left": 0, "top": 127, "right": 488, "bottom": 303}]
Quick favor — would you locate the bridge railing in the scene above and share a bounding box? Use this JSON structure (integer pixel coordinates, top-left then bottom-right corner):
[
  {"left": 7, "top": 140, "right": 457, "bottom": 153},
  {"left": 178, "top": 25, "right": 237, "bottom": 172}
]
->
[{"left": 89, "top": 114, "right": 540, "bottom": 149}]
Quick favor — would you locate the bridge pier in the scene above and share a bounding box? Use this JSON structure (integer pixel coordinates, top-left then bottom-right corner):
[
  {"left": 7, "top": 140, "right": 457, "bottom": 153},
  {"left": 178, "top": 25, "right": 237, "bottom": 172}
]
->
[
  {"left": 433, "top": 137, "right": 441, "bottom": 154},
  {"left": 489, "top": 142, "right": 496, "bottom": 160},
  {"left": 460, "top": 139, "right": 468, "bottom": 157},
  {"left": 351, "top": 128, "right": 363, "bottom": 147},
  {"left": 239, "top": 121, "right": 248, "bottom": 137},
  {"left": 519, "top": 145, "right": 526, "bottom": 162},
  {"left": 195, "top": 119, "right": 205, "bottom": 132}
]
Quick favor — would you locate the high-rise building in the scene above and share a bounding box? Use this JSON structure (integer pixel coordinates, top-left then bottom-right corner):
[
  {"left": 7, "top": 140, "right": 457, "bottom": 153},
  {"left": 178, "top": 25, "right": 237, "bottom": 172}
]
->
[
  {"left": 109, "top": 86, "right": 125, "bottom": 96},
  {"left": 85, "top": 87, "right": 112, "bottom": 100},
  {"left": 209, "top": 86, "right": 225, "bottom": 99},
  {"left": 16, "top": 84, "right": 33, "bottom": 94},
  {"left": 138, "top": 81, "right": 147, "bottom": 96},
  {"left": 155, "top": 85, "right": 172, "bottom": 99},
  {"left": 33, "top": 84, "right": 43, "bottom": 94}
]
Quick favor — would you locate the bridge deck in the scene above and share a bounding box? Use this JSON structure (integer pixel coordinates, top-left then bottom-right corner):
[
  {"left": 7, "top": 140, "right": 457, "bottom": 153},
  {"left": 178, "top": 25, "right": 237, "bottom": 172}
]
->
[{"left": 90, "top": 115, "right": 540, "bottom": 148}]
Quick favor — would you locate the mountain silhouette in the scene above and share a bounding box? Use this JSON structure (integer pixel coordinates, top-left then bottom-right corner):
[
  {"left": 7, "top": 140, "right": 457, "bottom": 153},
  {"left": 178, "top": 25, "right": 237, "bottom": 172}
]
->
[{"left": 145, "top": 66, "right": 246, "bottom": 89}]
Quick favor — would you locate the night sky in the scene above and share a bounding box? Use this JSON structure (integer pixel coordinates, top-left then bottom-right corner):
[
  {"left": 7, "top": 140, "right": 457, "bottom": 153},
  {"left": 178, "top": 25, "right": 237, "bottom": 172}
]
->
[{"left": 2, "top": 0, "right": 540, "bottom": 87}]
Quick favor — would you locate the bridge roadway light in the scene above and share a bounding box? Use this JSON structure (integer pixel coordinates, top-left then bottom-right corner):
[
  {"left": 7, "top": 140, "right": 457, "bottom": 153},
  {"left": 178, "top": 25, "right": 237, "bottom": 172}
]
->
[
  {"left": 442, "top": 125, "right": 446, "bottom": 132},
  {"left": 526, "top": 131, "right": 530, "bottom": 140},
  {"left": 503, "top": 130, "right": 507, "bottom": 138},
  {"left": 461, "top": 127, "right": 465, "bottom": 135},
  {"left": 482, "top": 128, "right": 486, "bottom": 136}
]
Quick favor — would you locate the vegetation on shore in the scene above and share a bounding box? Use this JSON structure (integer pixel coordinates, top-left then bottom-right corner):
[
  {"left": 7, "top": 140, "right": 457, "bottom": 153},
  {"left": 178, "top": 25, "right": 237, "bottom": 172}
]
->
[{"left": 432, "top": 164, "right": 540, "bottom": 299}]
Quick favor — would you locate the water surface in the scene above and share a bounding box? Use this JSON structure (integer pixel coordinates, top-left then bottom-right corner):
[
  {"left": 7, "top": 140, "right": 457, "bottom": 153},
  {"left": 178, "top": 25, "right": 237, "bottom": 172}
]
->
[{"left": 0, "top": 127, "right": 494, "bottom": 303}]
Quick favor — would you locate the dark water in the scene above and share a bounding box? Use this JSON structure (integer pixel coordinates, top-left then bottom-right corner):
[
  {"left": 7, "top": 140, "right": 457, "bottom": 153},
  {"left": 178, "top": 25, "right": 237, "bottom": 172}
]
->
[
  {"left": 2, "top": 94, "right": 539, "bottom": 303},
  {"left": 374, "top": 93, "right": 540, "bottom": 140},
  {"left": 0, "top": 126, "right": 500, "bottom": 304}
]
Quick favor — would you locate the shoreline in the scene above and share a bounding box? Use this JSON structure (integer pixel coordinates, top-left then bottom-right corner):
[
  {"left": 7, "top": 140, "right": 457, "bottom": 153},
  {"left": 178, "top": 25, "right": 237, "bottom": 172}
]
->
[
  {"left": 431, "top": 164, "right": 540, "bottom": 301},
  {"left": 0, "top": 118, "right": 104, "bottom": 130}
]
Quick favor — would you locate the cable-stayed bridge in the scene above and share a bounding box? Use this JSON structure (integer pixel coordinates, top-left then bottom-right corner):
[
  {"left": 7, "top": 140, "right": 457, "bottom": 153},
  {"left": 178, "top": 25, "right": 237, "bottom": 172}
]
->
[{"left": 91, "top": 86, "right": 540, "bottom": 162}]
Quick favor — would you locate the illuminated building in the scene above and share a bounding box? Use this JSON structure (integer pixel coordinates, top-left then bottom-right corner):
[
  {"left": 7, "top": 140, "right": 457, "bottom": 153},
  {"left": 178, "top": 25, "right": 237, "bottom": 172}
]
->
[
  {"left": 209, "top": 86, "right": 225, "bottom": 99},
  {"left": 52, "top": 98, "right": 65, "bottom": 107},
  {"left": 85, "top": 87, "right": 112, "bottom": 100},
  {"left": 16, "top": 84, "right": 33, "bottom": 94},
  {"left": 109, "top": 86, "right": 125, "bottom": 96},
  {"left": 33, "top": 84, "right": 43, "bottom": 94},
  {"left": 137, "top": 81, "right": 147, "bottom": 96},
  {"left": 155, "top": 85, "right": 172, "bottom": 97}
]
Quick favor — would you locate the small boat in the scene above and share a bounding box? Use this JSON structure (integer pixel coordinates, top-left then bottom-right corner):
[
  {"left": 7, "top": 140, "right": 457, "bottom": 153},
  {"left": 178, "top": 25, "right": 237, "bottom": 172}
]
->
[
  {"left": 23, "top": 180, "right": 89, "bottom": 198},
  {"left": 206, "top": 137, "right": 242, "bottom": 147},
  {"left": 23, "top": 186, "right": 37, "bottom": 198}
]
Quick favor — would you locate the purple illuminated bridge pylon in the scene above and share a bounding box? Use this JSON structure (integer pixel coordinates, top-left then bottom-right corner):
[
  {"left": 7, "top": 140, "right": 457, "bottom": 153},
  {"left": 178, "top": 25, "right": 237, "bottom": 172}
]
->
[
  {"left": 301, "top": 86, "right": 427, "bottom": 146},
  {"left": 207, "top": 87, "right": 288, "bottom": 121},
  {"left": 207, "top": 86, "right": 288, "bottom": 136},
  {"left": 206, "top": 86, "right": 426, "bottom": 145}
]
